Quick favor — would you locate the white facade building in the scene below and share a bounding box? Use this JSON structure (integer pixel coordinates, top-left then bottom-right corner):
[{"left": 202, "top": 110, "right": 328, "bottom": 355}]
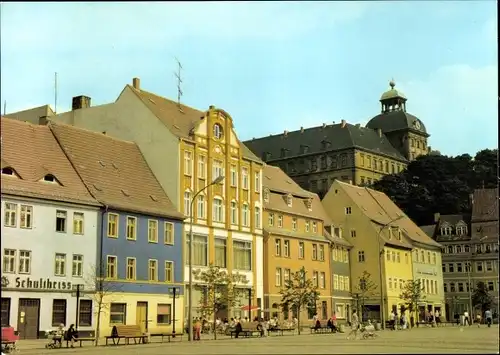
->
[{"left": 1, "top": 196, "right": 100, "bottom": 339}]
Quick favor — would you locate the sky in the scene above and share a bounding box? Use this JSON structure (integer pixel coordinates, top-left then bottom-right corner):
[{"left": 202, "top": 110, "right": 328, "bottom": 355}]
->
[{"left": 1, "top": 1, "right": 497, "bottom": 156}]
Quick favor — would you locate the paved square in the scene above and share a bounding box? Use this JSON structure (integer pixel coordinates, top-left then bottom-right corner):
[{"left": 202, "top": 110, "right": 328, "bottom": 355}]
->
[{"left": 19, "top": 326, "right": 499, "bottom": 354}]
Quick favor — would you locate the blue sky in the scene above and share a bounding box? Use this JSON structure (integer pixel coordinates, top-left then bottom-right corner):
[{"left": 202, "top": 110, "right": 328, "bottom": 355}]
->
[{"left": 1, "top": 2, "right": 497, "bottom": 156}]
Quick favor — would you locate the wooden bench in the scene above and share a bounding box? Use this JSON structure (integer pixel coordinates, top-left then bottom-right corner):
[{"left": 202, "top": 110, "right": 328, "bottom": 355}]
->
[
  {"left": 105, "top": 325, "right": 147, "bottom": 345},
  {"left": 65, "top": 337, "right": 96, "bottom": 347},
  {"left": 150, "top": 332, "right": 183, "bottom": 342},
  {"left": 310, "top": 320, "right": 330, "bottom": 333},
  {"left": 230, "top": 322, "right": 262, "bottom": 338},
  {"left": 270, "top": 325, "right": 296, "bottom": 336}
]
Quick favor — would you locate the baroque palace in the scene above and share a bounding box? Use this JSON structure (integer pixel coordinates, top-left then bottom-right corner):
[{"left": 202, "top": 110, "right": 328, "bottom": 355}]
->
[{"left": 244, "top": 81, "right": 431, "bottom": 198}]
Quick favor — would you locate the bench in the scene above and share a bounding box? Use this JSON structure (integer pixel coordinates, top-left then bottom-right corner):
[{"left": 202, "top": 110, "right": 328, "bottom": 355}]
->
[
  {"left": 269, "top": 325, "right": 296, "bottom": 336},
  {"left": 150, "top": 332, "right": 183, "bottom": 342},
  {"left": 310, "top": 320, "right": 330, "bottom": 334},
  {"left": 65, "top": 337, "right": 96, "bottom": 347},
  {"left": 105, "top": 325, "right": 147, "bottom": 345},
  {"left": 230, "top": 322, "right": 262, "bottom": 338}
]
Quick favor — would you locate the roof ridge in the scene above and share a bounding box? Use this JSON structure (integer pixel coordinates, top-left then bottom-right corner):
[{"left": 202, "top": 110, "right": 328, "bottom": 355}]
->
[
  {"left": 48, "top": 121, "right": 136, "bottom": 146},
  {"left": 128, "top": 84, "right": 204, "bottom": 114}
]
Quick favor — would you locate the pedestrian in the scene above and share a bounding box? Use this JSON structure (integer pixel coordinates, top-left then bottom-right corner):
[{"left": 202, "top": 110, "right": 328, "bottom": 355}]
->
[
  {"left": 463, "top": 310, "right": 470, "bottom": 326},
  {"left": 476, "top": 313, "right": 482, "bottom": 327},
  {"left": 434, "top": 310, "right": 441, "bottom": 326},
  {"left": 484, "top": 309, "right": 492, "bottom": 328},
  {"left": 346, "top": 310, "right": 359, "bottom": 340},
  {"left": 389, "top": 310, "right": 396, "bottom": 330}
]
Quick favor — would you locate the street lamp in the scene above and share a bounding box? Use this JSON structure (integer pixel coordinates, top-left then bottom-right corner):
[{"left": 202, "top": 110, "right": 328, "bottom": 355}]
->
[
  {"left": 376, "top": 215, "right": 404, "bottom": 330},
  {"left": 466, "top": 235, "right": 487, "bottom": 322},
  {"left": 168, "top": 287, "right": 180, "bottom": 337},
  {"left": 71, "top": 284, "right": 84, "bottom": 331},
  {"left": 187, "top": 175, "right": 225, "bottom": 341}
]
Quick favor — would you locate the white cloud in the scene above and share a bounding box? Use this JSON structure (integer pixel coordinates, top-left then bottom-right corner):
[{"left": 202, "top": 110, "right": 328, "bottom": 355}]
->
[{"left": 400, "top": 64, "right": 498, "bottom": 155}]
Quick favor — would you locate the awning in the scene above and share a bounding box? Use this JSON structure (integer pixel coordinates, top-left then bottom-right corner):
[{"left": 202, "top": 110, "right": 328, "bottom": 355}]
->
[{"left": 241, "top": 305, "right": 260, "bottom": 311}]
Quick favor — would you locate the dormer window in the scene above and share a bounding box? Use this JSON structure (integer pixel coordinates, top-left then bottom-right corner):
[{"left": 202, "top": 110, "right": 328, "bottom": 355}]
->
[
  {"left": 1, "top": 167, "right": 18, "bottom": 178},
  {"left": 286, "top": 194, "right": 292, "bottom": 207},
  {"left": 456, "top": 226, "right": 467, "bottom": 235},
  {"left": 305, "top": 198, "right": 313, "bottom": 211},
  {"left": 440, "top": 226, "right": 452, "bottom": 236},
  {"left": 263, "top": 188, "right": 270, "bottom": 203},
  {"left": 41, "top": 174, "right": 61, "bottom": 185}
]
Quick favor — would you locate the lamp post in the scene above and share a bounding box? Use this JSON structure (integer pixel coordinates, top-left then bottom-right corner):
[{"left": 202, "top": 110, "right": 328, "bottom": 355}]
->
[
  {"left": 466, "top": 235, "right": 487, "bottom": 322},
  {"left": 187, "top": 175, "right": 225, "bottom": 341},
  {"left": 71, "top": 284, "right": 84, "bottom": 331},
  {"left": 376, "top": 215, "right": 404, "bottom": 330},
  {"left": 168, "top": 287, "right": 180, "bottom": 337}
]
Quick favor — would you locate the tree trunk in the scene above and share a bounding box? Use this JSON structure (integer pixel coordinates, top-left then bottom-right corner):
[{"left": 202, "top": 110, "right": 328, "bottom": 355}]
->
[
  {"left": 95, "top": 301, "right": 102, "bottom": 346},
  {"left": 213, "top": 304, "right": 217, "bottom": 340},
  {"left": 297, "top": 306, "right": 301, "bottom": 335}
]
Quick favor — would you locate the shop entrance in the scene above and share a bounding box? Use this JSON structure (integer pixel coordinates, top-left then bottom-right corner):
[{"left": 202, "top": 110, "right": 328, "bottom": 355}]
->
[
  {"left": 136, "top": 302, "right": 148, "bottom": 333},
  {"left": 17, "top": 298, "right": 40, "bottom": 339}
]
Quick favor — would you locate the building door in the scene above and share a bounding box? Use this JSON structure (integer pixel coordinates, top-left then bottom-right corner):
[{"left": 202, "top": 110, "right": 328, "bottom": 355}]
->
[
  {"left": 18, "top": 299, "right": 40, "bottom": 339},
  {"left": 136, "top": 302, "right": 148, "bottom": 333}
]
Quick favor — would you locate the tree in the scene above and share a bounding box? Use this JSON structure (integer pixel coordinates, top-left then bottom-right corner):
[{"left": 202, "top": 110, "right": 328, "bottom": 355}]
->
[
  {"left": 279, "top": 267, "right": 320, "bottom": 335},
  {"left": 353, "top": 271, "right": 377, "bottom": 322},
  {"left": 400, "top": 279, "right": 425, "bottom": 328},
  {"left": 192, "top": 264, "right": 249, "bottom": 340},
  {"left": 84, "top": 262, "right": 122, "bottom": 346},
  {"left": 472, "top": 281, "right": 494, "bottom": 314}
]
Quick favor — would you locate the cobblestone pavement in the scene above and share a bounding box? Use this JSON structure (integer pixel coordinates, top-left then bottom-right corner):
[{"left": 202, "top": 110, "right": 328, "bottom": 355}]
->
[{"left": 13, "top": 325, "right": 499, "bottom": 354}]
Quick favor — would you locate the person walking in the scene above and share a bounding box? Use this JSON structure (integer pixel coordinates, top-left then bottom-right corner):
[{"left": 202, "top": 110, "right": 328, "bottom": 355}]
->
[
  {"left": 484, "top": 309, "right": 492, "bottom": 328},
  {"left": 463, "top": 310, "right": 470, "bottom": 326},
  {"left": 346, "top": 310, "right": 359, "bottom": 340},
  {"left": 476, "top": 312, "right": 482, "bottom": 328}
]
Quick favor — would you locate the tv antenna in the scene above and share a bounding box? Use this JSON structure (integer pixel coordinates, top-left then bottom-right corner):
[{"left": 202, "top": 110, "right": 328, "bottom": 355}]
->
[{"left": 174, "top": 57, "right": 183, "bottom": 111}]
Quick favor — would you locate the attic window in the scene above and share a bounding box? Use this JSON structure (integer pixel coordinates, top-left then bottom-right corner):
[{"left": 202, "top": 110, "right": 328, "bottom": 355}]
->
[
  {"left": 150, "top": 195, "right": 158, "bottom": 202},
  {"left": 1, "top": 167, "right": 16, "bottom": 176},
  {"left": 43, "top": 174, "right": 58, "bottom": 183},
  {"left": 121, "top": 189, "right": 130, "bottom": 197},
  {"left": 286, "top": 194, "right": 293, "bottom": 207}
]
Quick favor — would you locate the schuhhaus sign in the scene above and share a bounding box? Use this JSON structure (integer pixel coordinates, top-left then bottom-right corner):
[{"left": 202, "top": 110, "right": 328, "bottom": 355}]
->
[{"left": 1, "top": 276, "right": 72, "bottom": 290}]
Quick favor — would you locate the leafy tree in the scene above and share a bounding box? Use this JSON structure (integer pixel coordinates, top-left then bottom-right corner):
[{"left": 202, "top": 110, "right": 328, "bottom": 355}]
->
[
  {"left": 279, "top": 266, "right": 320, "bottom": 335},
  {"left": 192, "top": 264, "right": 249, "bottom": 339},
  {"left": 84, "top": 262, "right": 123, "bottom": 346},
  {"left": 372, "top": 149, "right": 498, "bottom": 225},
  {"left": 353, "top": 271, "right": 377, "bottom": 322},
  {"left": 472, "top": 281, "right": 494, "bottom": 314},
  {"left": 400, "top": 279, "right": 425, "bottom": 328}
]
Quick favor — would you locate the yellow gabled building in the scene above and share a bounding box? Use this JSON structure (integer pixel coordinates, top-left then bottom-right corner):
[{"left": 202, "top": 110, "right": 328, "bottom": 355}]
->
[{"left": 322, "top": 180, "right": 443, "bottom": 324}]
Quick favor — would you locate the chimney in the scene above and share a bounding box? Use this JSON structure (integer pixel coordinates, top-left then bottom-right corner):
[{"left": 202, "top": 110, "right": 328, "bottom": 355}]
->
[
  {"left": 38, "top": 116, "right": 49, "bottom": 125},
  {"left": 377, "top": 128, "right": 382, "bottom": 137},
  {"left": 284, "top": 130, "right": 288, "bottom": 137},
  {"left": 132, "top": 77, "right": 140, "bottom": 90},
  {"left": 322, "top": 123, "right": 326, "bottom": 129},
  {"left": 341, "top": 119, "right": 347, "bottom": 128},
  {"left": 300, "top": 126, "right": 304, "bottom": 133},
  {"left": 72, "top": 96, "right": 91, "bottom": 111},
  {"left": 434, "top": 212, "right": 440, "bottom": 223}
]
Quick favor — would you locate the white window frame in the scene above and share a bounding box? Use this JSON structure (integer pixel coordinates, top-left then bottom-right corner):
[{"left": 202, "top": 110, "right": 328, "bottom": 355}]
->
[
  {"left": 213, "top": 197, "right": 224, "bottom": 223},
  {"left": 20, "top": 205, "right": 33, "bottom": 229},
  {"left": 312, "top": 221, "right": 317, "bottom": 233},
  {"left": 56, "top": 210, "right": 68, "bottom": 233},
  {"left": 126, "top": 257, "right": 136, "bottom": 280},
  {"left": 198, "top": 155, "right": 206, "bottom": 178},
  {"left": 3, "top": 249, "right": 16, "bottom": 273},
  {"left": 148, "top": 219, "right": 159, "bottom": 243},
  {"left": 254, "top": 171, "right": 260, "bottom": 193},
  {"left": 305, "top": 220, "right": 310, "bottom": 232},
  {"left": 277, "top": 215, "right": 283, "bottom": 228},
  {"left": 275, "top": 268, "right": 282, "bottom": 286},
  {"left": 230, "top": 201, "right": 238, "bottom": 225},
  {"left": 148, "top": 259, "right": 158, "bottom": 281},
  {"left": 73, "top": 212, "right": 84, "bottom": 235},
  {"left": 298, "top": 242, "right": 304, "bottom": 259},
  {"left": 107, "top": 255, "right": 117, "bottom": 279},
  {"left": 345, "top": 207, "right": 352, "bottom": 215},
  {"left": 4, "top": 202, "right": 17, "bottom": 227},
  {"left": 184, "top": 151, "right": 193, "bottom": 176},
  {"left": 184, "top": 191, "right": 192, "bottom": 217},
  {"left": 213, "top": 159, "right": 224, "bottom": 180},
  {"left": 292, "top": 217, "right": 297, "bottom": 230},
  {"left": 164, "top": 222, "right": 175, "bottom": 245},
  {"left": 126, "top": 216, "right": 137, "bottom": 240},
  {"left": 72, "top": 254, "right": 84, "bottom": 277},
  {"left": 230, "top": 165, "right": 238, "bottom": 187},
  {"left": 254, "top": 206, "right": 261, "bottom": 228},
  {"left": 242, "top": 167, "right": 249, "bottom": 190},
  {"left": 242, "top": 203, "right": 249, "bottom": 226},
  {"left": 197, "top": 194, "right": 206, "bottom": 219},
  {"left": 283, "top": 240, "right": 290, "bottom": 257},
  {"left": 54, "top": 253, "right": 66, "bottom": 276},
  {"left": 19, "top": 250, "right": 31, "bottom": 274}
]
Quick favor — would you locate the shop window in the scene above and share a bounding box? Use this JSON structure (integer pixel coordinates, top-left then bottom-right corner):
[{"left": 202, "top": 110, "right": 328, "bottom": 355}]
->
[
  {"left": 79, "top": 300, "right": 92, "bottom": 327},
  {"left": 52, "top": 299, "right": 67, "bottom": 326},
  {"left": 1, "top": 298, "right": 10, "bottom": 326},
  {"left": 157, "top": 304, "right": 172, "bottom": 325},
  {"left": 110, "top": 303, "right": 127, "bottom": 324}
]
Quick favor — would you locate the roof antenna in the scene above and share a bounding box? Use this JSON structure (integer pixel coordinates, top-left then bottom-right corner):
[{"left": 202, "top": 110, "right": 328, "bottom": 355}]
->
[
  {"left": 174, "top": 57, "right": 184, "bottom": 113},
  {"left": 54, "top": 72, "right": 58, "bottom": 114}
]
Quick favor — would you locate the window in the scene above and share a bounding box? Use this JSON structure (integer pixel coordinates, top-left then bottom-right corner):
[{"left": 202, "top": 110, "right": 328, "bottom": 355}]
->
[
  {"left": 184, "top": 151, "right": 193, "bottom": 176},
  {"left": 79, "top": 300, "right": 92, "bottom": 326},
  {"left": 20, "top": 205, "right": 33, "bottom": 229},
  {"left": 107, "top": 256, "right": 117, "bottom": 278},
  {"left": 254, "top": 207, "right": 261, "bottom": 228},
  {"left": 391, "top": 251, "right": 396, "bottom": 262},
  {"left": 283, "top": 240, "right": 290, "bottom": 257},
  {"left": 443, "top": 283, "right": 448, "bottom": 292},
  {"left": 313, "top": 272, "right": 318, "bottom": 287},
  {"left": 3, "top": 249, "right": 15, "bottom": 273},
  {"left": 275, "top": 239, "right": 282, "bottom": 256},
  {"left": 448, "top": 263, "right": 454, "bottom": 272},
  {"left": 319, "top": 272, "right": 326, "bottom": 289},
  {"left": 432, "top": 252, "right": 436, "bottom": 265},
  {"left": 388, "top": 278, "right": 393, "bottom": 289},
  {"left": 213, "top": 198, "right": 224, "bottom": 223},
  {"left": 487, "top": 281, "right": 494, "bottom": 291},
  {"left": 358, "top": 251, "right": 365, "bottom": 262},
  {"left": 242, "top": 167, "right": 249, "bottom": 189},
  {"left": 52, "top": 300, "right": 67, "bottom": 326},
  {"left": 214, "top": 238, "right": 227, "bottom": 268},
  {"left": 397, "top": 252, "right": 401, "bottom": 263},
  {"left": 230, "top": 165, "right": 237, "bottom": 187},
  {"left": 345, "top": 207, "right": 352, "bottom": 215},
  {"left": 333, "top": 247, "right": 338, "bottom": 261},
  {"left": 184, "top": 191, "right": 192, "bottom": 217},
  {"left": 458, "top": 282, "right": 464, "bottom": 292},
  {"left": 107, "top": 213, "right": 118, "bottom": 237},
  {"left": 312, "top": 244, "right": 318, "bottom": 260},
  {"left": 241, "top": 203, "right": 249, "bottom": 226},
  {"left": 165, "top": 261, "right": 174, "bottom": 282},
  {"left": 386, "top": 250, "right": 391, "bottom": 261},
  {"left": 476, "top": 261, "right": 483, "bottom": 272},
  {"left": 298, "top": 242, "right": 304, "bottom": 259},
  {"left": 56, "top": 210, "right": 67, "bottom": 232},
  {"left": 284, "top": 268, "right": 291, "bottom": 282},
  {"left": 148, "top": 220, "right": 159, "bottom": 243},
  {"left": 319, "top": 245, "right": 325, "bottom": 261},
  {"left": 254, "top": 172, "right": 260, "bottom": 192},
  {"left": 110, "top": 303, "right": 126, "bottom": 324},
  {"left": 230, "top": 201, "right": 238, "bottom": 225},
  {"left": 197, "top": 195, "right": 206, "bottom": 219},
  {"left": 343, "top": 249, "right": 349, "bottom": 263},
  {"left": 420, "top": 250, "right": 425, "bottom": 262},
  {"left": 163, "top": 222, "right": 175, "bottom": 245},
  {"left": 277, "top": 215, "right": 283, "bottom": 228},
  {"left": 213, "top": 159, "right": 224, "bottom": 180},
  {"left": 72, "top": 254, "right": 83, "bottom": 277},
  {"left": 126, "top": 216, "right": 137, "bottom": 240},
  {"left": 286, "top": 194, "right": 292, "bottom": 207},
  {"left": 186, "top": 234, "right": 208, "bottom": 266},
  {"left": 333, "top": 274, "right": 339, "bottom": 289},
  {"left": 126, "top": 258, "right": 136, "bottom": 280},
  {"left": 157, "top": 304, "right": 172, "bottom": 325},
  {"left": 351, "top": 229, "right": 357, "bottom": 238},
  {"left": 486, "top": 261, "right": 493, "bottom": 271},
  {"left": 16, "top": 251, "right": 29, "bottom": 273},
  {"left": 198, "top": 155, "right": 206, "bottom": 178},
  {"left": 464, "top": 245, "right": 470, "bottom": 253},
  {"left": 305, "top": 220, "right": 310, "bottom": 232},
  {"left": 233, "top": 240, "right": 252, "bottom": 270},
  {"left": 292, "top": 217, "right": 297, "bottom": 230},
  {"left": 312, "top": 222, "right": 317, "bottom": 233},
  {"left": 268, "top": 213, "right": 274, "bottom": 226},
  {"left": 345, "top": 276, "right": 350, "bottom": 291},
  {"left": 457, "top": 263, "right": 463, "bottom": 273},
  {"left": 426, "top": 251, "right": 431, "bottom": 263},
  {"left": 447, "top": 246, "right": 453, "bottom": 254},
  {"left": 275, "top": 268, "right": 282, "bottom": 286},
  {"left": 4, "top": 203, "right": 17, "bottom": 227},
  {"left": 149, "top": 259, "right": 158, "bottom": 281},
  {"left": 339, "top": 275, "right": 344, "bottom": 290},
  {"left": 442, "top": 263, "right": 446, "bottom": 273}
]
